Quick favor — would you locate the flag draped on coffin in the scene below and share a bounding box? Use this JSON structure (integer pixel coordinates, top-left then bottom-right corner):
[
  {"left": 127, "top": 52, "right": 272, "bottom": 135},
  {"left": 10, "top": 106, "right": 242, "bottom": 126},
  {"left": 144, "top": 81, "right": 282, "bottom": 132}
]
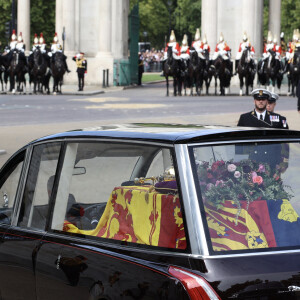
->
[
  {"left": 205, "top": 199, "right": 300, "bottom": 251},
  {"left": 64, "top": 186, "right": 186, "bottom": 249}
]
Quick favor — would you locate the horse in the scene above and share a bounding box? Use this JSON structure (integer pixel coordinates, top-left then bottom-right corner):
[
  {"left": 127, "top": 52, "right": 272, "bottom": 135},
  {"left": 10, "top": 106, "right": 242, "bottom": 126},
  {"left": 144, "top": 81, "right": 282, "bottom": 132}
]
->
[
  {"left": 214, "top": 54, "right": 231, "bottom": 96},
  {"left": 258, "top": 50, "right": 282, "bottom": 93},
  {"left": 289, "top": 49, "right": 300, "bottom": 97},
  {"left": 237, "top": 46, "right": 255, "bottom": 96},
  {"left": 186, "top": 47, "right": 201, "bottom": 96},
  {"left": 51, "top": 52, "right": 66, "bottom": 94},
  {"left": 9, "top": 50, "right": 26, "bottom": 93},
  {"left": 163, "top": 46, "right": 182, "bottom": 96},
  {"left": 201, "top": 49, "right": 215, "bottom": 95},
  {"left": 31, "top": 47, "right": 47, "bottom": 94}
]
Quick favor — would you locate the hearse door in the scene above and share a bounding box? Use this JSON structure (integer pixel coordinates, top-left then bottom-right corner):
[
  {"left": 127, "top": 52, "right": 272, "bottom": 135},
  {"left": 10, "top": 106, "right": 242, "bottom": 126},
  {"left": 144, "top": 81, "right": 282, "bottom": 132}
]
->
[{"left": 0, "top": 142, "right": 62, "bottom": 300}]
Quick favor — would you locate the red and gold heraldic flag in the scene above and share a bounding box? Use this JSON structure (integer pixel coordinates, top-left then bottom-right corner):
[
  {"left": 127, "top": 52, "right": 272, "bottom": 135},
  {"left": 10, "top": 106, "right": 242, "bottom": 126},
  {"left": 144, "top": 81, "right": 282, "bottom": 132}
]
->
[{"left": 64, "top": 186, "right": 186, "bottom": 249}]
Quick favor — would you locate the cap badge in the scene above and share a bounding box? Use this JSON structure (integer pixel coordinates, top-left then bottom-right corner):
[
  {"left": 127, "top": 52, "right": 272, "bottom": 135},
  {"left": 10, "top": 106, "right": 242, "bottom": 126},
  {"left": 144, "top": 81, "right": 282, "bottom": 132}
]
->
[{"left": 259, "top": 90, "right": 263, "bottom": 96}]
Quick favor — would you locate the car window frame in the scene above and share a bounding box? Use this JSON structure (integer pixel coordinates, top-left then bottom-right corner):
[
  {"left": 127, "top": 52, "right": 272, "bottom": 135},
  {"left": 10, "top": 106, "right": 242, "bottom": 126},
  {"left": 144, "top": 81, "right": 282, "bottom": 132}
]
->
[
  {"left": 45, "top": 138, "right": 191, "bottom": 254},
  {"left": 188, "top": 137, "right": 300, "bottom": 257},
  {"left": 0, "top": 147, "right": 29, "bottom": 228}
]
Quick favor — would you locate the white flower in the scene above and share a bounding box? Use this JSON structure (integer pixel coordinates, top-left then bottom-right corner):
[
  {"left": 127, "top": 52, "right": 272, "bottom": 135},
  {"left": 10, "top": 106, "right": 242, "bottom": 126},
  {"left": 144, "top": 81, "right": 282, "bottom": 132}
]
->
[
  {"left": 234, "top": 171, "right": 241, "bottom": 178},
  {"left": 227, "top": 164, "right": 237, "bottom": 172}
]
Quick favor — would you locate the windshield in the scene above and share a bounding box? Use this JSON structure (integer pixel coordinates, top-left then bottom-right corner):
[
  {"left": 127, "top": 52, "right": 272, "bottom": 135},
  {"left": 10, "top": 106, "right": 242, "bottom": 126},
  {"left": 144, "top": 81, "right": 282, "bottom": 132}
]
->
[{"left": 191, "top": 141, "right": 300, "bottom": 254}]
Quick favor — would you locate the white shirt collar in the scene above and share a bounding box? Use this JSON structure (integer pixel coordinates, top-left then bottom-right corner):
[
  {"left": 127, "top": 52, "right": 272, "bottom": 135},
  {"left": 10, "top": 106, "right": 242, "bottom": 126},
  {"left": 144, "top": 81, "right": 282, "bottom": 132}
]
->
[{"left": 255, "top": 109, "right": 266, "bottom": 120}]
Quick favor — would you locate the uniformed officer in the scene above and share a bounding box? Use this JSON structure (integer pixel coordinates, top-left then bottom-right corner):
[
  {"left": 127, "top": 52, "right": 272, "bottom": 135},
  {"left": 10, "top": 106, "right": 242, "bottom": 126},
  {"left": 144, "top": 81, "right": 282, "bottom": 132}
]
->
[
  {"left": 237, "top": 89, "right": 288, "bottom": 129},
  {"left": 72, "top": 52, "right": 87, "bottom": 91},
  {"left": 266, "top": 93, "right": 289, "bottom": 129}
]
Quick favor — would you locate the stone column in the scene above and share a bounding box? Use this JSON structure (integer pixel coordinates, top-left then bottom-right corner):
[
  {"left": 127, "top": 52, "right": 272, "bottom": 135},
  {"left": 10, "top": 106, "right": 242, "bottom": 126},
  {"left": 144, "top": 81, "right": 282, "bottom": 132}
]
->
[
  {"left": 111, "top": 0, "right": 129, "bottom": 59},
  {"left": 98, "top": 0, "right": 112, "bottom": 54},
  {"left": 201, "top": 0, "right": 217, "bottom": 56},
  {"left": 62, "top": 0, "right": 76, "bottom": 52},
  {"left": 269, "top": 0, "right": 281, "bottom": 43},
  {"left": 243, "top": 0, "right": 264, "bottom": 59},
  {"left": 55, "top": 0, "right": 63, "bottom": 46},
  {"left": 17, "top": 0, "right": 30, "bottom": 52}
]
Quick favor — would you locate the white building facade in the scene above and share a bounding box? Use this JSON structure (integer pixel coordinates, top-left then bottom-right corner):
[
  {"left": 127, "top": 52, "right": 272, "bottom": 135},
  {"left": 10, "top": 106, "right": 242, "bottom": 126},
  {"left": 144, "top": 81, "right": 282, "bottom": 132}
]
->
[{"left": 17, "top": 0, "right": 130, "bottom": 85}]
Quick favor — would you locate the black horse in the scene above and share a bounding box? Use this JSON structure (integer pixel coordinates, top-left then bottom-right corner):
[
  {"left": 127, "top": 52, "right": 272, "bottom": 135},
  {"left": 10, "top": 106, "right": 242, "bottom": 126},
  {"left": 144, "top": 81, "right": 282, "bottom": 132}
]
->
[
  {"left": 30, "top": 47, "right": 47, "bottom": 94},
  {"left": 201, "top": 49, "right": 215, "bottom": 95},
  {"left": 214, "top": 55, "right": 231, "bottom": 96},
  {"left": 186, "top": 47, "right": 201, "bottom": 96},
  {"left": 237, "top": 46, "right": 255, "bottom": 96},
  {"left": 289, "top": 49, "right": 300, "bottom": 97},
  {"left": 164, "top": 46, "right": 182, "bottom": 96},
  {"left": 51, "top": 52, "right": 66, "bottom": 93},
  {"left": 9, "top": 50, "right": 27, "bottom": 93},
  {"left": 258, "top": 50, "right": 282, "bottom": 93}
]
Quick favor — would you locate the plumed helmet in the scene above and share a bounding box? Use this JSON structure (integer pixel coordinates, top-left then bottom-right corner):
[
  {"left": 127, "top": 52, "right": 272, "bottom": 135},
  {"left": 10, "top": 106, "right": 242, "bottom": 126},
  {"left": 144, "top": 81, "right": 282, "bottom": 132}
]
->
[
  {"left": 39, "top": 32, "right": 45, "bottom": 44},
  {"left": 194, "top": 28, "right": 200, "bottom": 41},
  {"left": 202, "top": 34, "right": 208, "bottom": 44},
  {"left": 219, "top": 32, "right": 224, "bottom": 42},
  {"left": 11, "top": 29, "right": 17, "bottom": 41},
  {"left": 243, "top": 31, "right": 248, "bottom": 42},
  {"left": 169, "top": 30, "right": 176, "bottom": 42},
  {"left": 182, "top": 34, "right": 188, "bottom": 46},
  {"left": 273, "top": 37, "right": 277, "bottom": 44},
  {"left": 53, "top": 32, "right": 59, "bottom": 43},
  {"left": 280, "top": 32, "right": 284, "bottom": 38},
  {"left": 267, "top": 31, "right": 273, "bottom": 43},
  {"left": 33, "top": 33, "right": 39, "bottom": 45},
  {"left": 17, "top": 32, "right": 23, "bottom": 42}
]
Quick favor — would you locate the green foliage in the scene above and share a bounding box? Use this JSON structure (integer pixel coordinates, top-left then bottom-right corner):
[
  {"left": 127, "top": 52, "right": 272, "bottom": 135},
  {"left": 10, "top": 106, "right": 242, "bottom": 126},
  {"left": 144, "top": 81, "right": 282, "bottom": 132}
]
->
[
  {"left": 0, "top": 0, "right": 13, "bottom": 49},
  {"left": 130, "top": 0, "right": 201, "bottom": 49},
  {"left": 281, "top": 0, "right": 300, "bottom": 41},
  {"left": 30, "top": 0, "right": 55, "bottom": 46}
]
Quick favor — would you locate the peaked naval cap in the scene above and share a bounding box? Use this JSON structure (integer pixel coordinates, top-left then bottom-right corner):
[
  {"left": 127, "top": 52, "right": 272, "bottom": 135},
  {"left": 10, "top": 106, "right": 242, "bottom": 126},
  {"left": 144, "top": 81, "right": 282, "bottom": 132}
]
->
[{"left": 251, "top": 88, "right": 271, "bottom": 100}]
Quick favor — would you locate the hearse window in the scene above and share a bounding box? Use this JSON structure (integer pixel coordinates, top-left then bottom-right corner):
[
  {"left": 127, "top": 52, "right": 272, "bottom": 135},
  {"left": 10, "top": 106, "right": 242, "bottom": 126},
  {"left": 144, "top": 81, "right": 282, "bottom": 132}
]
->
[
  {"left": 191, "top": 142, "right": 300, "bottom": 253},
  {"left": 51, "top": 142, "right": 186, "bottom": 250},
  {"left": 18, "top": 143, "right": 61, "bottom": 230},
  {"left": 0, "top": 152, "right": 25, "bottom": 225}
]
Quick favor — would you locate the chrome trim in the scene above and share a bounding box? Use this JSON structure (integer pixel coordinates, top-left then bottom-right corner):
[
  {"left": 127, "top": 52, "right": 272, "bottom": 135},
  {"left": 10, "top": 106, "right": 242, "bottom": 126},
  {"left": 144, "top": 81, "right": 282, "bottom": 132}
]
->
[
  {"left": 189, "top": 248, "right": 300, "bottom": 259},
  {"left": 175, "top": 144, "right": 209, "bottom": 256},
  {"left": 12, "top": 146, "right": 32, "bottom": 226},
  {"left": 188, "top": 138, "right": 300, "bottom": 147},
  {"left": 34, "top": 137, "right": 173, "bottom": 148},
  {"left": 45, "top": 231, "right": 191, "bottom": 257}
]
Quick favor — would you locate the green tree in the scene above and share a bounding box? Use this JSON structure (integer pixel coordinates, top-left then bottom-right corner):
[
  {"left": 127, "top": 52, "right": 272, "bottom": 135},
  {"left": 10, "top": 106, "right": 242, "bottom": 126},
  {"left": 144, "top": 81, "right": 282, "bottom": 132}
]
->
[
  {"left": 0, "top": 0, "right": 14, "bottom": 49},
  {"left": 130, "top": 0, "right": 201, "bottom": 49},
  {"left": 30, "top": 0, "right": 55, "bottom": 47},
  {"left": 281, "top": 0, "right": 300, "bottom": 42}
]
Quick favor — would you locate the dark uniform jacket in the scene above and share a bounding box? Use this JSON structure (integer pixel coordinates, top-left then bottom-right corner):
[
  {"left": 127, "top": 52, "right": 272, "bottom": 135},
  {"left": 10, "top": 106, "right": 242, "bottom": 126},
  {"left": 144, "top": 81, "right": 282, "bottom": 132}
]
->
[{"left": 237, "top": 110, "right": 289, "bottom": 129}]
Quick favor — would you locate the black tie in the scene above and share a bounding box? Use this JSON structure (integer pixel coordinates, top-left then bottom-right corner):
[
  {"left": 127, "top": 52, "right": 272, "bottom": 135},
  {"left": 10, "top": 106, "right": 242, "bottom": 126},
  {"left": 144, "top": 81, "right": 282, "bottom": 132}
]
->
[{"left": 260, "top": 114, "right": 263, "bottom": 120}]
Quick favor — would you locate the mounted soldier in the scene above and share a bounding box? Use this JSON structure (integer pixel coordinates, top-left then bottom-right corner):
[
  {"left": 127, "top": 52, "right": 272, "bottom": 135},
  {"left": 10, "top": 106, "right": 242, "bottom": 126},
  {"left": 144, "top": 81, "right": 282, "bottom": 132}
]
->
[
  {"left": 161, "top": 30, "right": 182, "bottom": 76},
  {"left": 212, "top": 33, "right": 233, "bottom": 76},
  {"left": 180, "top": 34, "right": 190, "bottom": 70},
  {"left": 234, "top": 32, "right": 255, "bottom": 75},
  {"left": 200, "top": 34, "right": 210, "bottom": 55},
  {"left": 191, "top": 28, "right": 203, "bottom": 58},
  {"left": 259, "top": 31, "right": 274, "bottom": 73},
  {"left": 49, "top": 32, "right": 70, "bottom": 73}
]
